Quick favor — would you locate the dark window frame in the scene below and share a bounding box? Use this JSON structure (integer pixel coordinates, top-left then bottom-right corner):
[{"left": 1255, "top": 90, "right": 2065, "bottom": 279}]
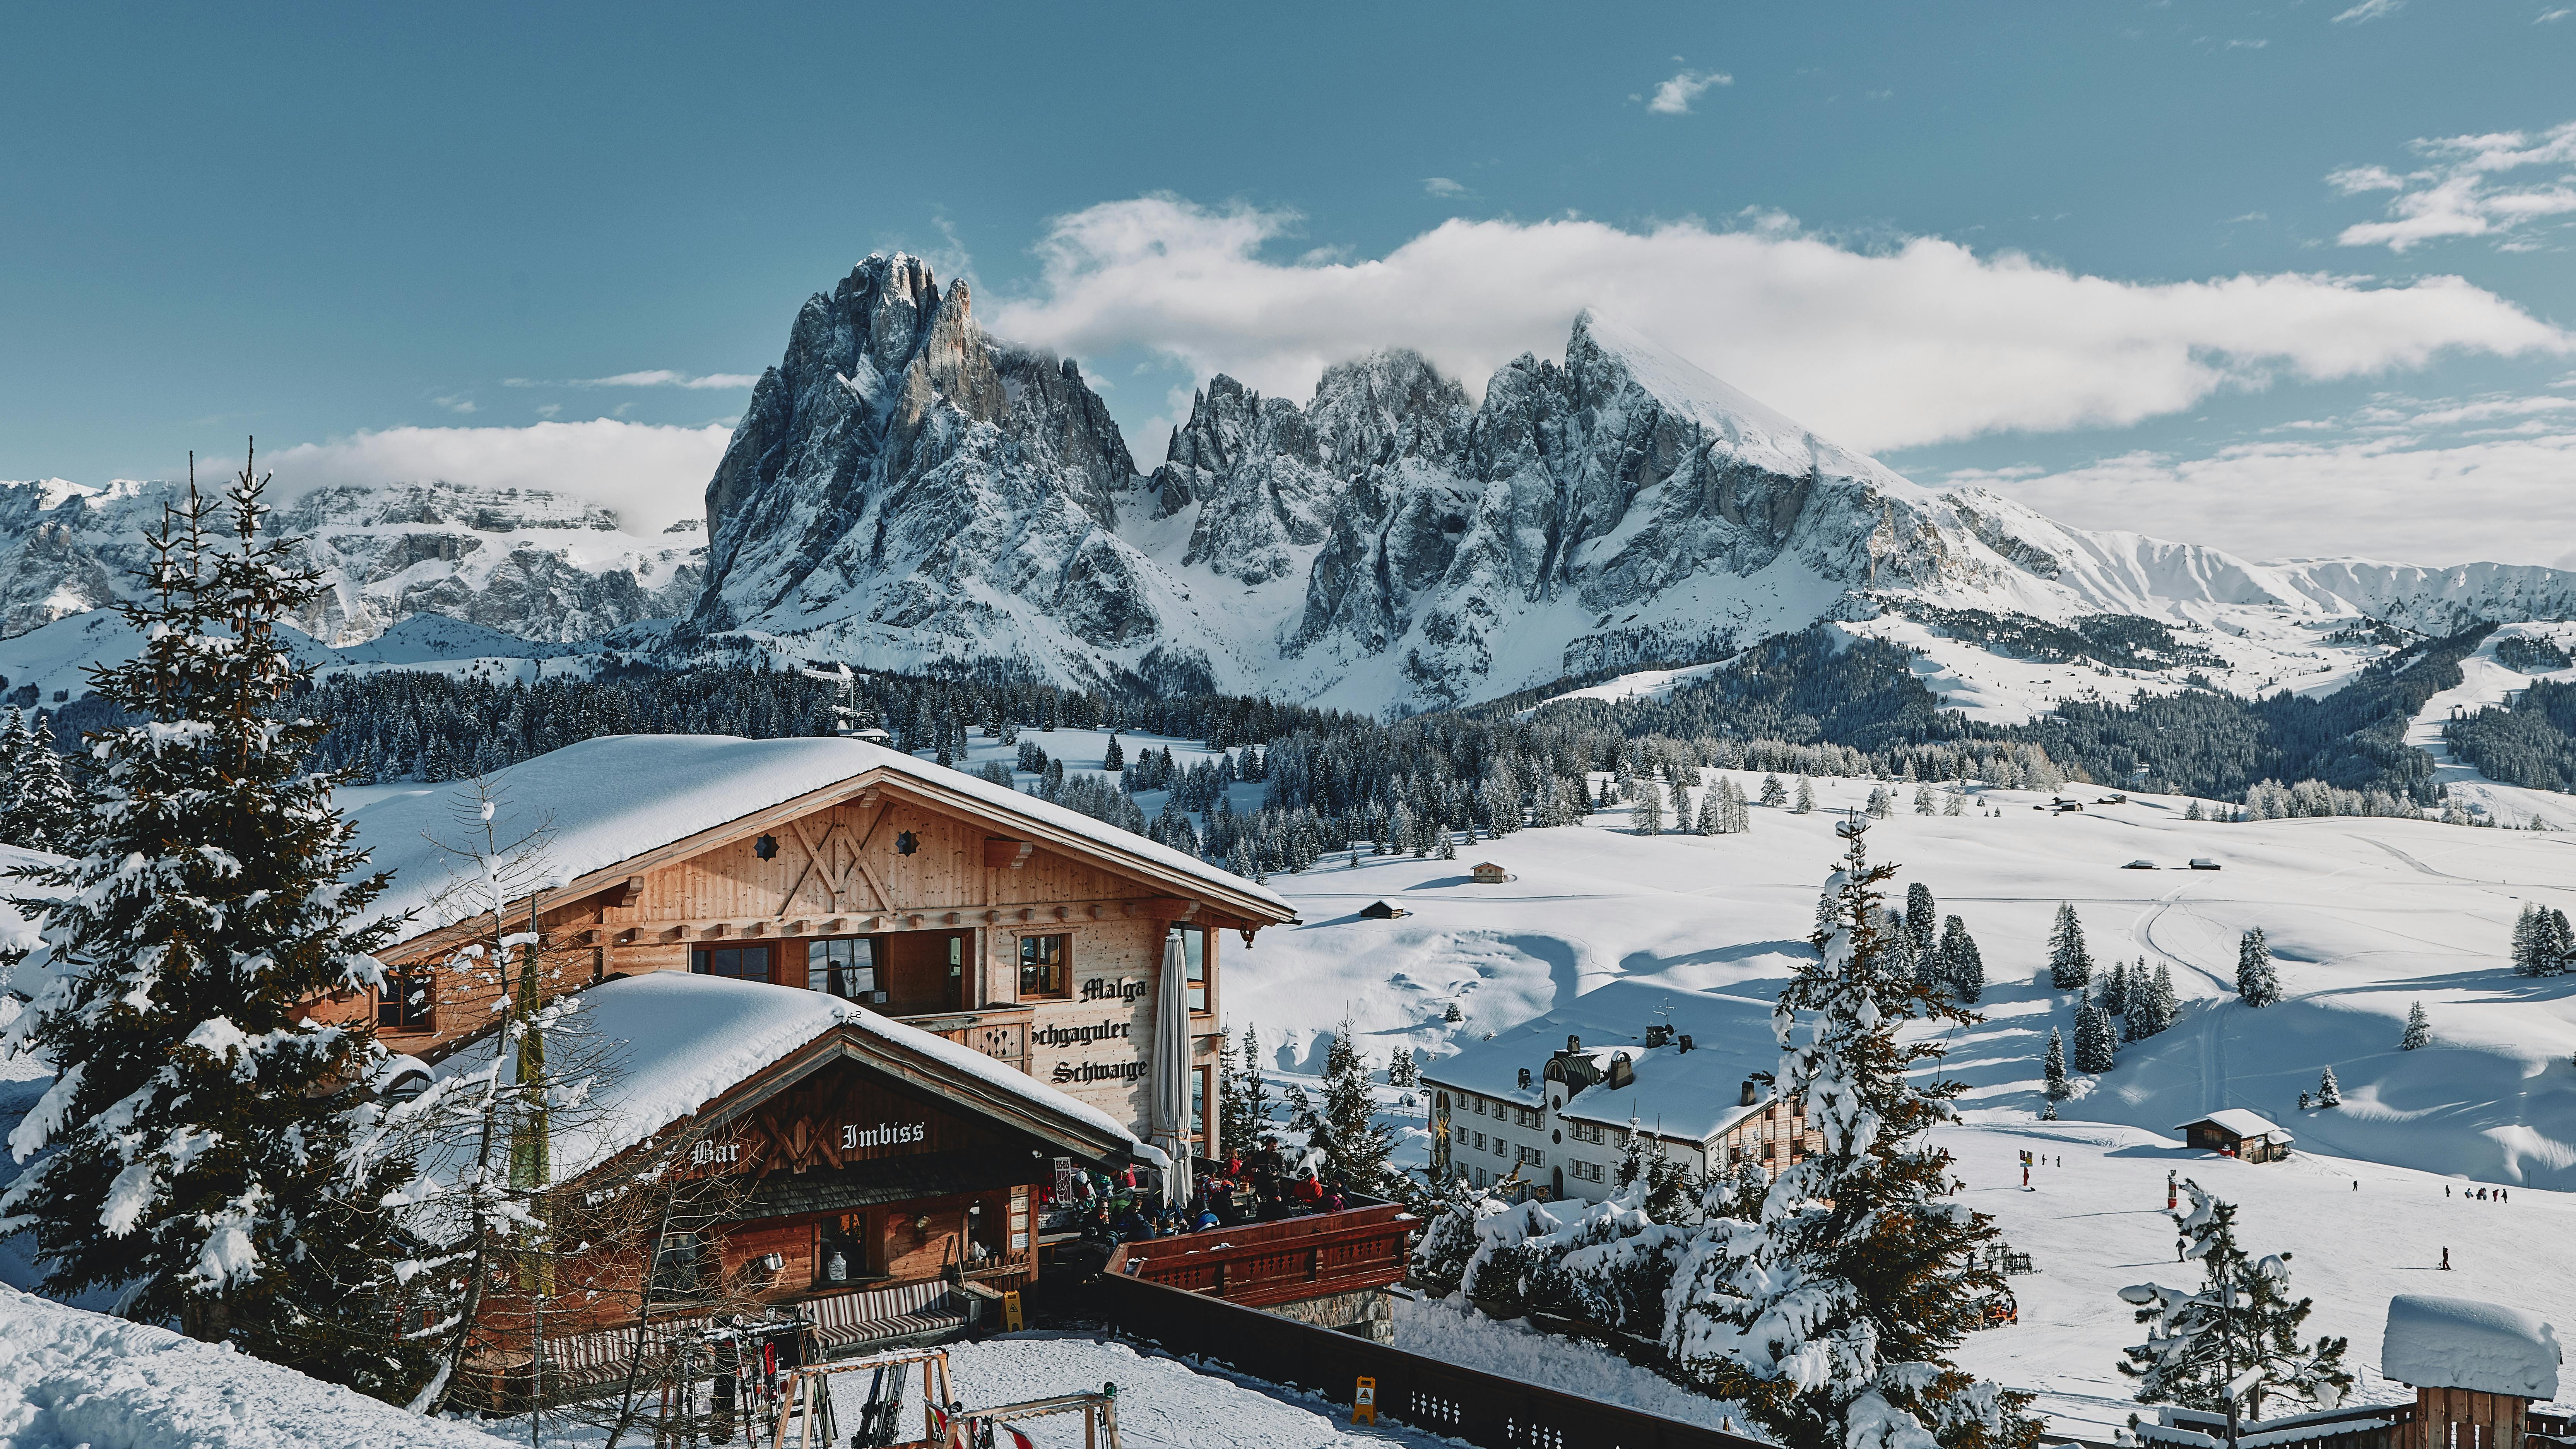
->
[
  {"left": 1176, "top": 924, "right": 1211, "bottom": 1016},
  {"left": 377, "top": 968, "right": 434, "bottom": 1033},
  {"left": 806, "top": 936, "right": 882, "bottom": 1003},
  {"left": 1017, "top": 932, "right": 1071, "bottom": 999},
  {"left": 691, "top": 943, "right": 773, "bottom": 982}
]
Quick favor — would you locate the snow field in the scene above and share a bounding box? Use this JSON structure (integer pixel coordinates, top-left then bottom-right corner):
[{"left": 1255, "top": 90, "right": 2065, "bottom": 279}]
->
[
  {"left": 0, "top": 1285, "right": 514, "bottom": 1449},
  {"left": 1933, "top": 1120, "right": 2576, "bottom": 1440}
]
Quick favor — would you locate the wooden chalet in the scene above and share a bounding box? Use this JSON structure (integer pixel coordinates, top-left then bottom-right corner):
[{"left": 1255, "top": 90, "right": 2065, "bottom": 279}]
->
[
  {"left": 324, "top": 734, "right": 1330, "bottom": 1365},
  {"left": 2176, "top": 1109, "right": 2293, "bottom": 1163}
]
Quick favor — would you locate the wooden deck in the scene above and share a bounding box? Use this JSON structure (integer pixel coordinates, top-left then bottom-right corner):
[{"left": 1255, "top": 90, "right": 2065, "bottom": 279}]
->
[{"left": 1103, "top": 1201, "right": 1415, "bottom": 1307}]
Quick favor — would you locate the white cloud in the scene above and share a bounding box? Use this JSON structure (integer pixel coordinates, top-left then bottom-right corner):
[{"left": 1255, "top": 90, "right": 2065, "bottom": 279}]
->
[
  {"left": 1951, "top": 424, "right": 2576, "bottom": 569},
  {"left": 1646, "top": 69, "right": 1731, "bottom": 115},
  {"left": 2541, "top": 8, "right": 2573, "bottom": 22},
  {"left": 502, "top": 370, "right": 760, "bottom": 390},
  {"left": 2332, "top": 0, "right": 2404, "bottom": 21},
  {"left": 1423, "top": 177, "right": 1469, "bottom": 198},
  {"left": 986, "top": 196, "right": 2571, "bottom": 456},
  {"left": 266, "top": 419, "right": 732, "bottom": 533},
  {"left": 2333, "top": 119, "right": 2576, "bottom": 251},
  {"left": 431, "top": 394, "right": 477, "bottom": 415}
]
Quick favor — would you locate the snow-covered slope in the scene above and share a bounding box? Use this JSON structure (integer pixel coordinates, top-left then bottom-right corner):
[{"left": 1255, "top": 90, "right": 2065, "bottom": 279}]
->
[{"left": 0, "top": 1284, "right": 512, "bottom": 1448}]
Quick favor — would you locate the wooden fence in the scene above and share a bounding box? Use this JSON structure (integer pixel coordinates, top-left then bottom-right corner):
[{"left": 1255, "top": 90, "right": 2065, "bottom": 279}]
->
[{"left": 1091, "top": 1271, "right": 1767, "bottom": 1449}]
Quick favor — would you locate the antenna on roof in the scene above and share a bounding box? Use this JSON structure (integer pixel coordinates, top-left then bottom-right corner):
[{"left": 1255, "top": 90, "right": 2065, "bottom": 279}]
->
[{"left": 800, "top": 661, "right": 891, "bottom": 743}]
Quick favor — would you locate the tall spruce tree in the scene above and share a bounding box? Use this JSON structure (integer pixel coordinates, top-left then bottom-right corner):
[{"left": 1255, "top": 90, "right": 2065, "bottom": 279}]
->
[
  {"left": 1666, "top": 815, "right": 2039, "bottom": 1449},
  {"left": 1632, "top": 780, "right": 1666, "bottom": 835},
  {"left": 2048, "top": 902, "right": 2095, "bottom": 991},
  {"left": 0, "top": 453, "right": 418, "bottom": 1391},
  {"left": 2400, "top": 1002, "right": 2431, "bottom": 1051},
  {"left": 1905, "top": 884, "right": 1939, "bottom": 972},
  {"left": 2119, "top": 1181, "right": 2353, "bottom": 1424},
  {"left": 2236, "top": 928, "right": 2282, "bottom": 1008},
  {"left": 2315, "top": 1066, "right": 2340, "bottom": 1107},
  {"left": 2044, "top": 1028, "right": 2071, "bottom": 1102},
  {"left": 1312, "top": 1020, "right": 1397, "bottom": 1197},
  {"left": 1794, "top": 775, "right": 1816, "bottom": 813},
  {"left": 1936, "top": 915, "right": 1985, "bottom": 1004},
  {"left": 2074, "top": 1000, "right": 2119, "bottom": 1074},
  {"left": 2101, "top": 960, "right": 2132, "bottom": 1018},
  {"left": 1760, "top": 772, "right": 1788, "bottom": 808},
  {"left": 0, "top": 709, "right": 84, "bottom": 853}
]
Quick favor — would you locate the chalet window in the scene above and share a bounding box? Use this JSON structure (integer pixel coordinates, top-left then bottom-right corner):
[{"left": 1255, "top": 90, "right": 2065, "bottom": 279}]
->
[
  {"left": 1192, "top": 1066, "right": 1210, "bottom": 1142},
  {"left": 1176, "top": 925, "right": 1209, "bottom": 1014},
  {"left": 376, "top": 970, "right": 434, "bottom": 1033},
  {"left": 1472, "top": 1097, "right": 1486, "bottom": 1116},
  {"left": 692, "top": 944, "right": 771, "bottom": 983},
  {"left": 1018, "top": 933, "right": 1070, "bottom": 999},
  {"left": 652, "top": 1230, "right": 703, "bottom": 1295},
  {"left": 807, "top": 937, "right": 881, "bottom": 1003},
  {"left": 1568, "top": 1121, "right": 1604, "bottom": 1145},
  {"left": 816, "top": 1212, "right": 867, "bottom": 1288},
  {"left": 1574, "top": 1161, "right": 1605, "bottom": 1183}
]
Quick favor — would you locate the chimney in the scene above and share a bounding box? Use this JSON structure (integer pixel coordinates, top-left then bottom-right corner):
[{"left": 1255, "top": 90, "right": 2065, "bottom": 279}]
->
[
  {"left": 1567, "top": 1034, "right": 1581, "bottom": 1053},
  {"left": 1740, "top": 1078, "right": 1758, "bottom": 1106},
  {"left": 1517, "top": 1067, "right": 1532, "bottom": 1091}
]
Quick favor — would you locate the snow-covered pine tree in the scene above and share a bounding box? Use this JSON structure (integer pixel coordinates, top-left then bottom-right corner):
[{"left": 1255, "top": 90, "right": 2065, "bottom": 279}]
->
[
  {"left": 2118, "top": 1180, "right": 2353, "bottom": 1425},
  {"left": 1904, "top": 884, "right": 1938, "bottom": 970},
  {"left": 2316, "top": 1066, "right": 2340, "bottom": 1107},
  {"left": 2102, "top": 960, "right": 2131, "bottom": 1017},
  {"left": 0, "top": 710, "right": 83, "bottom": 853},
  {"left": 2400, "top": 1002, "right": 2430, "bottom": 1051},
  {"left": 2049, "top": 902, "right": 2095, "bottom": 991},
  {"left": 1936, "top": 915, "right": 1984, "bottom": 1004},
  {"left": 1696, "top": 785, "right": 1721, "bottom": 835},
  {"left": 2236, "top": 927, "right": 2281, "bottom": 1008},
  {"left": 1102, "top": 732, "right": 1124, "bottom": 770},
  {"left": 1864, "top": 784, "right": 1894, "bottom": 819},
  {"left": 1313, "top": 1021, "right": 1398, "bottom": 1197},
  {"left": 1915, "top": 784, "right": 1936, "bottom": 815},
  {"left": 1632, "top": 780, "right": 1665, "bottom": 835},
  {"left": 1221, "top": 1025, "right": 1272, "bottom": 1152},
  {"left": 1724, "top": 777, "right": 1752, "bottom": 833},
  {"left": 1794, "top": 775, "right": 1816, "bottom": 813},
  {"left": 2511, "top": 905, "right": 2547, "bottom": 974},
  {"left": 1612, "top": 1133, "right": 1696, "bottom": 1221},
  {"left": 1388, "top": 1046, "right": 1420, "bottom": 1089},
  {"left": 1945, "top": 789, "right": 1966, "bottom": 816},
  {"left": 0, "top": 454, "right": 419, "bottom": 1391},
  {"left": 2153, "top": 964, "right": 2179, "bottom": 1030},
  {"left": 2074, "top": 1000, "right": 2118, "bottom": 1074},
  {"left": 2185, "top": 800, "right": 2206, "bottom": 821},
  {"left": 2552, "top": 910, "right": 2576, "bottom": 976},
  {"left": 2044, "top": 1028, "right": 2071, "bottom": 1102},
  {"left": 1760, "top": 772, "right": 1788, "bottom": 808},
  {"left": 1666, "top": 815, "right": 2039, "bottom": 1449}
]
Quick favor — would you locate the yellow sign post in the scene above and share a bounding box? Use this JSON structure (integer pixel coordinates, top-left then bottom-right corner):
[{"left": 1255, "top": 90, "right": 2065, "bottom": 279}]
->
[
  {"left": 1001, "top": 1289, "right": 1025, "bottom": 1333},
  {"left": 1352, "top": 1376, "right": 1378, "bottom": 1425}
]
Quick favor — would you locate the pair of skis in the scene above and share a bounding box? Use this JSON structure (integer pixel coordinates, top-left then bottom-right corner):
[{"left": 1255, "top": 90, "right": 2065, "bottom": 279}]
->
[{"left": 849, "top": 1364, "right": 908, "bottom": 1447}]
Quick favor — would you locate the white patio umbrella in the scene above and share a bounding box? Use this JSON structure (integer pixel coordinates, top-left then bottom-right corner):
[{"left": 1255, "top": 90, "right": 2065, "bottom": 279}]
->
[{"left": 1151, "top": 928, "right": 1195, "bottom": 1209}]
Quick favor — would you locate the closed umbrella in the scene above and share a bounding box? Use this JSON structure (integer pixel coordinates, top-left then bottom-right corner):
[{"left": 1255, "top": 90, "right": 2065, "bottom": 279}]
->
[{"left": 1151, "top": 928, "right": 1195, "bottom": 1208}]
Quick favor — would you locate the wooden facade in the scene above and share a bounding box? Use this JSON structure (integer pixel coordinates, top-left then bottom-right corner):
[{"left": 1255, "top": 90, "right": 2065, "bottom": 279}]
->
[{"left": 339, "top": 762, "right": 1294, "bottom": 1153}]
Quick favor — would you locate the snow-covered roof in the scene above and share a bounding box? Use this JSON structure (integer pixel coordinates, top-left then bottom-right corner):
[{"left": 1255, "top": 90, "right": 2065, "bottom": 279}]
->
[
  {"left": 1422, "top": 980, "right": 1782, "bottom": 1143},
  {"left": 2179, "top": 1109, "right": 2293, "bottom": 1144},
  {"left": 345, "top": 734, "right": 1291, "bottom": 940},
  {"left": 429, "top": 972, "right": 1151, "bottom": 1179},
  {"left": 2382, "top": 1294, "right": 2562, "bottom": 1397}
]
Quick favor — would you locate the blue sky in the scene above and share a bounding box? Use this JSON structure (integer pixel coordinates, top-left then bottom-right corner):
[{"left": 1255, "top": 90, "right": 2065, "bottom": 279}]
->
[{"left": 5, "top": 2, "right": 2572, "bottom": 562}]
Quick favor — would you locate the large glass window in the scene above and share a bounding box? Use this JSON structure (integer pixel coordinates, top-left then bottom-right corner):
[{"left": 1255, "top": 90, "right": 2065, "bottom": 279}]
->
[
  {"left": 1018, "top": 933, "right": 1070, "bottom": 999},
  {"left": 376, "top": 969, "right": 434, "bottom": 1033},
  {"left": 807, "top": 937, "right": 881, "bottom": 1003},
  {"left": 1177, "top": 925, "right": 1209, "bottom": 1014},
  {"left": 691, "top": 944, "right": 771, "bottom": 982}
]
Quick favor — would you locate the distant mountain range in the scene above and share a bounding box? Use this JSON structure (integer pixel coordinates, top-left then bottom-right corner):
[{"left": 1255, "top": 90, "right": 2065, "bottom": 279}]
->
[{"left": 11, "top": 250, "right": 2576, "bottom": 713}]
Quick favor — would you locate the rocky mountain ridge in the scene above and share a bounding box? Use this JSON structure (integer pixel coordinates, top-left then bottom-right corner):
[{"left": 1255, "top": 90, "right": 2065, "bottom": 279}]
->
[
  {"left": 14, "top": 250, "right": 2576, "bottom": 710},
  {"left": 677, "top": 252, "right": 2576, "bottom": 710},
  {"left": 0, "top": 477, "right": 701, "bottom": 646}
]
